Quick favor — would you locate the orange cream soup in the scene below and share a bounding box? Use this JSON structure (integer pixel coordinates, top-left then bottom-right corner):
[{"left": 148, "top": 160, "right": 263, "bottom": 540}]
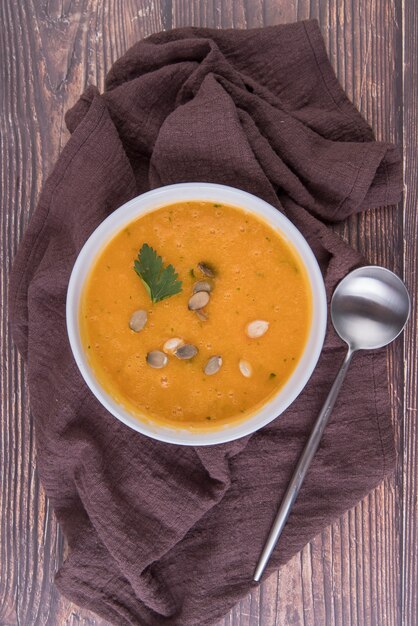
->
[{"left": 80, "top": 201, "right": 312, "bottom": 430}]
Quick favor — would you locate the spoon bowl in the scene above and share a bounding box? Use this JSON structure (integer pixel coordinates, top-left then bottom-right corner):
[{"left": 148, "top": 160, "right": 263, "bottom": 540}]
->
[{"left": 331, "top": 266, "right": 411, "bottom": 350}]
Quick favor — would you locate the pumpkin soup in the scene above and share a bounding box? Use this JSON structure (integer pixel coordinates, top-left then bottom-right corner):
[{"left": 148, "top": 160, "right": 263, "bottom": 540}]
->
[{"left": 80, "top": 201, "right": 312, "bottom": 429}]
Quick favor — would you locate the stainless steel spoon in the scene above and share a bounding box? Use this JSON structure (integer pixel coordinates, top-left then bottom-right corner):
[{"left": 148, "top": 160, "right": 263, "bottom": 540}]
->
[{"left": 253, "top": 266, "right": 410, "bottom": 582}]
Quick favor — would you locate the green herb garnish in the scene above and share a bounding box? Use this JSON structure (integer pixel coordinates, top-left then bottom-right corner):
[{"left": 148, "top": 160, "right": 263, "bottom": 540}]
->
[{"left": 134, "top": 244, "right": 182, "bottom": 303}]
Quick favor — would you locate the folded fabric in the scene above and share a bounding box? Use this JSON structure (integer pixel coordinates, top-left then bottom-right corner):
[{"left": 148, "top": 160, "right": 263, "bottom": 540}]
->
[{"left": 9, "top": 19, "right": 402, "bottom": 626}]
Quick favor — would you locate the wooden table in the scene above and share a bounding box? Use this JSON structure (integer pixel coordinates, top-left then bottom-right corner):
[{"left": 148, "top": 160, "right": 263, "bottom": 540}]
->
[{"left": 1, "top": 1, "right": 416, "bottom": 625}]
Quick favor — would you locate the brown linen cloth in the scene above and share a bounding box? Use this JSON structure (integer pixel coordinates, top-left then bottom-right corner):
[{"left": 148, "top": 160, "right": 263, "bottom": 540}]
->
[{"left": 9, "top": 20, "right": 402, "bottom": 626}]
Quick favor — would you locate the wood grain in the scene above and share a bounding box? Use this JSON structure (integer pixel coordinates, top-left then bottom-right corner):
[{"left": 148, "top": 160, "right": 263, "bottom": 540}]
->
[
  {"left": 401, "top": 0, "right": 418, "bottom": 624},
  {"left": 0, "top": 1, "right": 415, "bottom": 625}
]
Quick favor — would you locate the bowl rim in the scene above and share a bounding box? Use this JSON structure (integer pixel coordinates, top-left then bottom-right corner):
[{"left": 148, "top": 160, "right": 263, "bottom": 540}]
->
[{"left": 66, "top": 183, "right": 327, "bottom": 446}]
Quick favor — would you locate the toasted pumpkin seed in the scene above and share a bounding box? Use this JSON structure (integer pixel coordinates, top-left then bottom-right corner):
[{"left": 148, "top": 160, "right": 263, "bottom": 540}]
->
[
  {"left": 246, "top": 319, "right": 269, "bottom": 338},
  {"left": 163, "top": 337, "right": 184, "bottom": 354},
  {"left": 129, "top": 309, "right": 147, "bottom": 332},
  {"left": 193, "top": 280, "right": 212, "bottom": 294},
  {"left": 175, "top": 344, "right": 198, "bottom": 359},
  {"left": 197, "top": 262, "right": 216, "bottom": 278},
  {"left": 239, "top": 359, "right": 252, "bottom": 378},
  {"left": 204, "top": 356, "right": 222, "bottom": 375},
  {"left": 188, "top": 291, "right": 210, "bottom": 310},
  {"left": 146, "top": 350, "right": 168, "bottom": 368}
]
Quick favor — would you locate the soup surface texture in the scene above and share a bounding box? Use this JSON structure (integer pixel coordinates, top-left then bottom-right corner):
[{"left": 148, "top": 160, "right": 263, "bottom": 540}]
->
[{"left": 80, "top": 201, "right": 312, "bottom": 430}]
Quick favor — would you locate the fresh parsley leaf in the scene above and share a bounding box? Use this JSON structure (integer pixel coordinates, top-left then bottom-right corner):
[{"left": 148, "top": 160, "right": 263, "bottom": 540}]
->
[{"left": 134, "top": 244, "right": 182, "bottom": 303}]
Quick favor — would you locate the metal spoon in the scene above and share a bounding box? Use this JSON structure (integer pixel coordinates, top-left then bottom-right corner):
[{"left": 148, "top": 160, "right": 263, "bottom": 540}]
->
[{"left": 253, "top": 266, "right": 410, "bottom": 582}]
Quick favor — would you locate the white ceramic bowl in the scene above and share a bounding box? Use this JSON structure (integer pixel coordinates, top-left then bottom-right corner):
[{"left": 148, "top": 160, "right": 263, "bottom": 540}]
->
[{"left": 67, "top": 183, "right": 327, "bottom": 446}]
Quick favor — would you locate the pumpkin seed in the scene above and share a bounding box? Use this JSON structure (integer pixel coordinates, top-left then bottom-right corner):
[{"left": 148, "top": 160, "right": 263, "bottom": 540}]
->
[
  {"left": 146, "top": 350, "right": 168, "bottom": 368},
  {"left": 163, "top": 337, "right": 184, "bottom": 354},
  {"left": 129, "top": 309, "right": 147, "bottom": 332},
  {"left": 239, "top": 359, "right": 252, "bottom": 378},
  {"left": 204, "top": 355, "right": 222, "bottom": 375},
  {"left": 197, "top": 262, "right": 216, "bottom": 278},
  {"left": 193, "top": 280, "right": 212, "bottom": 294},
  {"left": 175, "top": 344, "right": 198, "bottom": 359},
  {"left": 188, "top": 291, "right": 210, "bottom": 310},
  {"left": 246, "top": 319, "right": 269, "bottom": 338}
]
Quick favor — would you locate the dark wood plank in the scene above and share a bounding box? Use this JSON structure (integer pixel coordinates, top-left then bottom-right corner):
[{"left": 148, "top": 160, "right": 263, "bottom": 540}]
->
[
  {"left": 0, "top": 1, "right": 411, "bottom": 625},
  {"left": 401, "top": 0, "right": 418, "bottom": 623}
]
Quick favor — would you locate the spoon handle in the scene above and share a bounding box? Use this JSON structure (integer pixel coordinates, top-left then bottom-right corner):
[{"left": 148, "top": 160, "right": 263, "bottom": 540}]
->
[{"left": 253, "top": 347, "right": 355, "bottom": 582}]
